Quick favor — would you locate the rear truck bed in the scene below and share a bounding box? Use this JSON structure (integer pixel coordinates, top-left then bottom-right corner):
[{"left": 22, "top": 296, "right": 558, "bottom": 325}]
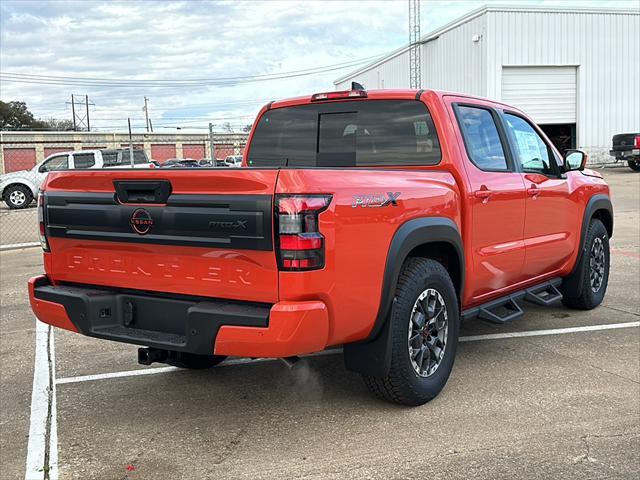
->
[{"left": 29, "top": 166, "right": 459, "bottom": 359}]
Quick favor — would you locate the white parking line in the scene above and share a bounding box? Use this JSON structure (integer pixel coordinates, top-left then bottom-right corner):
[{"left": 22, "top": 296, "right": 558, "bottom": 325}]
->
[
  {"left": 55, "top": 321, "right": 640, "bottom": 386},
  {"left": 25, "top": 319, "right": 58, "bottom": 480},
  {"left": 458, "top": 320, "right": 640, "bottom": 342},
  {"left": 56, "top": 349, "right": 341, "bottom": 385}
]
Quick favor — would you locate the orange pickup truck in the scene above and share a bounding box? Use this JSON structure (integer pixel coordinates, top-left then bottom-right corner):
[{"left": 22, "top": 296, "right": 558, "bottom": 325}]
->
[{"left": 29, "top": 87, "right": 612, "bottom": 405}]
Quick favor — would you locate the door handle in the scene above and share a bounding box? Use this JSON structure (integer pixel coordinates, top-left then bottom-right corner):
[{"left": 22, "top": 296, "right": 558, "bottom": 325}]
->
[
  {"left": 474, "top": 189, "right": 492, "bottom": 199},
  {"left": 473, "top": 187, "right": 492, "bottom": 203},
  {"left": 527, "top": 185, "right": 540, "bottom": 197}
]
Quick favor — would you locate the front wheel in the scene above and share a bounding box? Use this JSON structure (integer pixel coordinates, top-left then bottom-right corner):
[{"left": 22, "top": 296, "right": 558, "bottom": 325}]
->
[
  {"left": 627, "top": 160, "right": 640, "bottom": 172},
  {"left": 561, "top": 218, "right": 610, "bottom": 310},
  {"left": 3, "top": 184, "right": 33, "bottom": 209},
  {"left": 363, "top": 258, "right": 459, "bottom": 406}
]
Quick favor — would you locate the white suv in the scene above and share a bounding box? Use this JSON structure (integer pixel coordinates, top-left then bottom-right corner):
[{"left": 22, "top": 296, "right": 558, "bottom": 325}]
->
[{"left": 0, "top": 148, "right": 153, "bottom": 209}]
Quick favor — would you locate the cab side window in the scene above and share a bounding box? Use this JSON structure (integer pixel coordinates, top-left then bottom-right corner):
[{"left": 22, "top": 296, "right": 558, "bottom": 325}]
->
[
  {"left": 504, "top": 113, "right": 556, "bottom": 176},
  {"left": 39, "top": 155, "right": 69, "bottom": 173},
  {"left": 455, "top": 105, "right": 508, "bottom": 171}
]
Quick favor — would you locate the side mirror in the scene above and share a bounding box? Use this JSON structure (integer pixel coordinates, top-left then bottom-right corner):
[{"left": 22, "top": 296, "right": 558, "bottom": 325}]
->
[{"left": 563, "top": 149, "right": 587, "bottom": 172}]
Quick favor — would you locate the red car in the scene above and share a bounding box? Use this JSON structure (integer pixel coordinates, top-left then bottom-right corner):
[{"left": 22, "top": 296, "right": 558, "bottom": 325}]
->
[{"left": 29, "top": 88, "right": 612, "bottom": 405}]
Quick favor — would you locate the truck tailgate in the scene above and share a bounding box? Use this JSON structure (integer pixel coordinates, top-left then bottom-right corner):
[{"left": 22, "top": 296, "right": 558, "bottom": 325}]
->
[{"left": 42, "top": 169, "right": 279, "bottom": 303}]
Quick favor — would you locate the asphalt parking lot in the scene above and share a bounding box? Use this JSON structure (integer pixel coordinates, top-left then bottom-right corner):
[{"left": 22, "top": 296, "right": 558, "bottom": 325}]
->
[{"left": 1, "top": 167, "right": 638, "bottom": 480}]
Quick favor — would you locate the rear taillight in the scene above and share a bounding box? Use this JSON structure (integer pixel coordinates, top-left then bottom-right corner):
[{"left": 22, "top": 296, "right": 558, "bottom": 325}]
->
[
  {"left": 634, "top": 135, "right": 640, "bottom": 149},
  {"left": 37, "top": 191, "right": 49, "bottom": 252},
  {"left": 275, "top": 195, "right": 332, "bottom": 271},
  {"left": 311, "top": 90, "right": 367, "bottom": 102}
]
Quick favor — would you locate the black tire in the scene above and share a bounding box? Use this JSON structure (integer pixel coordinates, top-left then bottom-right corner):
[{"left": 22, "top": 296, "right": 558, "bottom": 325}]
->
[
  {"left": 561, "top": 218, "right": 610, "bottom": 310},
  {"left": 627, "top": 160, "right": 640, "bottom": 172},
  {"left": 2, "top": 184, "right": 33, "bottom": 209},
  {"left": 363, "top": 258, "right": 459, "bottom": 406},
  {"left": 166, "top": 351, "right": 227, "bottom": 369}
]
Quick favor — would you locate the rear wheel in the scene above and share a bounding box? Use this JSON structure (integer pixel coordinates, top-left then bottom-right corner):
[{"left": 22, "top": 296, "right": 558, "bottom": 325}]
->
[
  {"left": 166, "top": 351, "right": 227, "bottom": 369},
  {"left": 3, "top": 184, "right": 33, "bottom": 209},
  {"left": 627, "top": 160, "right": 640, "bottom": 172},
  {"left": 561, "top": 218, "right": 610, "bottom": 310},
  {"left": 363, "top": 258, "right": 459, "bottom": 406}
]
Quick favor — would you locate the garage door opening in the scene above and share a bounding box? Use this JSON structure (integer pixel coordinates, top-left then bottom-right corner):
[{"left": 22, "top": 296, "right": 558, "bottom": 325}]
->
[{"left": 539, "top": 123, "right": 576, "bottom": 155}]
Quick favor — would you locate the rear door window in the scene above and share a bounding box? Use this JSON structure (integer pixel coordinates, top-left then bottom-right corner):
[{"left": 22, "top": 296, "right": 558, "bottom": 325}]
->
[
  {"left": 72, "top": 153, "right": 95, "bottom": 169},
  {"left": 101, "top": 151, "right": 119, "bottom": 166},
  {"left": 455, "top": 105, "right": 508, "bottom": 171},
  {"left": 248, "top": 100, "right": 441, "bottom": 167},
  {"left": 121, "top": 150, "right": 149, "bottom": 165}
]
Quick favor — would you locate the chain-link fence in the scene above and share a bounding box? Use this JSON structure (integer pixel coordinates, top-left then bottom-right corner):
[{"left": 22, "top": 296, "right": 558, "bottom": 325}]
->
[{"left": 0, "top": 132, "right": 248, "bottom": 249}]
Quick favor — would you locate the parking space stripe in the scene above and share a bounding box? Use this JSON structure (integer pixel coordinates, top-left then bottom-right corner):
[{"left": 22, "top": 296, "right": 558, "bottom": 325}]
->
[
  {"left": 25, "top": 319, "right": 58, "bottom": 480},
  {"left": 55, "top": 349, "right": 341, "bottom": 385},
  {"left": 54, "top": 322, "right": 639, "bottom": 386},
  {"left": 458, "top": 321, "right": 640, "bottom": 342}
]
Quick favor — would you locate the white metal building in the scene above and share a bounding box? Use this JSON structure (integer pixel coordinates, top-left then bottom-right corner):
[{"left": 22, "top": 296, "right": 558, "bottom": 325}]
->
[{"left": 335, "top": 5, "right": 640, "bottom": 162}]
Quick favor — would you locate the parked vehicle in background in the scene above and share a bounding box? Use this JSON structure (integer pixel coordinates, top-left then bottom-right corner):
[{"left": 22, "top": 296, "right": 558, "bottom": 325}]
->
[
  {"left": 161, "top": 159, "right": 201, "bottom": 168},
  {"left": 609, "top": 133, "right": 640, "bottom": 171},
  {"left": 0, "top": 148, "right": 153, "bottom": 209},
  {"left": 198, "top": 159, "right": 213, "bottom": 167},
  {"left": 225, "top": 155, "right": 243, "bottom": 167},
  {"left": 29, "top": 88, "right": 612, "bottom": 406}
]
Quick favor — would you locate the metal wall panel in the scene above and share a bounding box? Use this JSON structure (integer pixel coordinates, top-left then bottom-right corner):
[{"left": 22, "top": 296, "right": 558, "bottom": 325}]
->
[
  {"left": 150, "top": 144, "right": 176, "bottom": 163},
  {"left": 335, "top": 50, "right": 409, "bottom": 90},
  {"left": 422, "top": 13, "right": 486, "bottom": 96},
  {"left": 43, "top": 147, "right": 73, "bottom": 158},
  {"left": 487, "top": 9, "right": 640, "bottom": 162},
  {"left": 3, "top": 148, "right": 36, "bottom": 173},
  {"left": 501, "top": 66, "right": 577, "bottom": 124},
  {"left": 182, "top": 144, "right": 205, "bottom": 160}
]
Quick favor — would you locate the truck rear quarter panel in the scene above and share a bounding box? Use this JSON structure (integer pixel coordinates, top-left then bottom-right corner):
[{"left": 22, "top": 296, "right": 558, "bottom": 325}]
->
[{"left": 275, "top": 168, "right": 460, "bottom": 346}]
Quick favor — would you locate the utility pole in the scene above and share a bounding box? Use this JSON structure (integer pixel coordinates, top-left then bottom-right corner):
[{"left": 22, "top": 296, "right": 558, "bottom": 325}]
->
[
  {"left": 67, "top": 95, "right": 94, "bottom": 131},
  {"left": 408, "top": 0, "right": 421, "bottom": 89},
  {"left": 128, "top": 118, "right": 134, "bottom": 168},
  {"left": 209, "top": 122, "right": 216, "bottom": 165},
  {"left": 143, "top": 97, "right": 150, "bottom": 132},
  {"left": 149, "top": 118, "right": 154, "bottom": 133},
  {"left": 85, "top": 94, "right": 90, "bottom": 132},
  {"left": 71, "top": 94, "right": 77, "bottom": 131}
]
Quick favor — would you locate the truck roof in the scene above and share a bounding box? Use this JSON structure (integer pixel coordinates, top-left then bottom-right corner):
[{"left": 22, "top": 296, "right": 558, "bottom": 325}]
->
[{"left": 269, "top": 88, "right": 519, "bottom": 111}]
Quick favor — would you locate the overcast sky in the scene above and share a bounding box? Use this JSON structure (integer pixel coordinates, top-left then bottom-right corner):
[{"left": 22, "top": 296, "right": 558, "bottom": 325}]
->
[{"left": 1, "top": 0, "right": 637, "bottom": 132}]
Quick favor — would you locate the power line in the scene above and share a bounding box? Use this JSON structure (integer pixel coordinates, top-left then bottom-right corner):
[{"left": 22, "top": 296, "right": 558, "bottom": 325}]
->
[{"left": 0, "top": 54, "right": 385, "bottom": 88}]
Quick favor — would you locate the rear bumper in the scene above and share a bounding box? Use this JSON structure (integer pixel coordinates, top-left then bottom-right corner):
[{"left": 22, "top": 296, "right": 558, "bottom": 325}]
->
[
  {"left": 28, "top": 275, "right": 329, "bottom": 358},
  {"left": 609, "top": 149, "right": 640, "bottom": 158}
]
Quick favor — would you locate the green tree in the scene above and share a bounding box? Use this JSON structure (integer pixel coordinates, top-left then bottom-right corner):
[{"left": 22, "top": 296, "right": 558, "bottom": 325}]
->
[
  {"left": 0, "top": 101, "right": 73, "bottom": 131},
  {"left": 0, "top": 100, "right": 44, "bottom": 129}
]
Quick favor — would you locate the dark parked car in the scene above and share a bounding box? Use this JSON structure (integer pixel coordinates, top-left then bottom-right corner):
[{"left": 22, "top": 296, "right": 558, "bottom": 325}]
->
[{"left": 609, "top": 133, "right": 640, "bottom": 171}]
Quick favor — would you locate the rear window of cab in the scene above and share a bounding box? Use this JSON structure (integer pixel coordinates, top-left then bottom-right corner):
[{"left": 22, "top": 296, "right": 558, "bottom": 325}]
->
[{"left": 247, "top": 100, "right": 441, "bottom": 167}]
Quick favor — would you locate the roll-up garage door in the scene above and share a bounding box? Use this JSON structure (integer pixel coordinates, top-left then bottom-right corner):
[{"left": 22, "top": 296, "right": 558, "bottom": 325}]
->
[{"left": 501, "top": 66, "right": 577, "bottom": 124}]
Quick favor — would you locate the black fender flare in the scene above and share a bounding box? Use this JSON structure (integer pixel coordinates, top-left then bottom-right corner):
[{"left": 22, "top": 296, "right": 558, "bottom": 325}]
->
[
  {"left": 343, "top": 217, "right": 464, "bottom": 377},
  {"left": 562, "top": 193, "right": 613, "bottom": 294}
]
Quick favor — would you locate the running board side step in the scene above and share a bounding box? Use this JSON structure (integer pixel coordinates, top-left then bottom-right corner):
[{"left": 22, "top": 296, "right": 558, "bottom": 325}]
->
[
  {"left": 462, "top": 278, "right": 562, "bottom": 325},
  {"left": 524, "top": 282, "right": 563, "bottom": 306}
]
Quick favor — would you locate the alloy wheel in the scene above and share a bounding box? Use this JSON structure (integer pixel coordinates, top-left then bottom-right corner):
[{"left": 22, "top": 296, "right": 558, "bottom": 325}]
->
[
  {"left": 589, "top": 237, "right": 606, "bottom": 293},
  {"left": 408, "top": 288, "right": 449, "bottom": 377}
]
